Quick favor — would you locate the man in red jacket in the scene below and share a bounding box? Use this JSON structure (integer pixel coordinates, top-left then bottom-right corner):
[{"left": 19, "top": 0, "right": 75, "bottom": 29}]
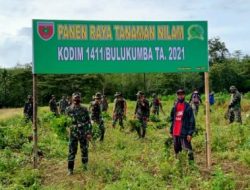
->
[{"left": 170, "top": 89, "right": 195, "bottom": 161}]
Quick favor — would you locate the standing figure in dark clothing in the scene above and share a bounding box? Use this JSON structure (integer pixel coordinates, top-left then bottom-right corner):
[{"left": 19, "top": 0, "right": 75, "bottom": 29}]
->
[
  {"left": 24, "top": 95, "right": 33, "bottom": 122},
  {"left": 66, "top": 93, "right": 92, "bottom": 175},
  {"left": 134, "top": 91, "right": 150, "bottom": 138},
  {"left": 112, "top": 92, "right": 127, "bottom": 129},
  {"left": 170, "top": 89, "right": 195, "bottom": 161},
  {"left": 49, "top": 95, "right": 58, "bottom": 115},
  {"left": 89, "top": 92, "right": 105, "bottom": 141}
]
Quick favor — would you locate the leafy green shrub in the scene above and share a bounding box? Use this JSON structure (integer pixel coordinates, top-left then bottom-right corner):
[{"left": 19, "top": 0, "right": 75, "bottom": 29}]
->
[
  {"left": 15, "top": 169, "right": 41, "bottom": 189},
  {"left": 128, "top": 119, "right": 140, "bottom": 132},
  {"left": 0, "top": 118, "right": 31, "bottom": 149},
  {"left": 92, "top": 123, "right": 101, "bottom": 141},
  {"left": 149, "top": 114, "right": 161, "bottom": 122},
  {"left": 101, "top": 112, "right": 112, "bottom": 120},
  {"left": 210, "top": 167, "right": 236, "bottom": 190},
  {"left": 0, "top": 172, "right": 12, "bottom": 187},
  {"left": 49, "top": 115, "right": 72, "bottom": 141},
  {"left": 0, "top": 148, "right": 27, "bottom": 173},
  {"left": 41, "top": 112, "right": 56, "bottom": 123}
]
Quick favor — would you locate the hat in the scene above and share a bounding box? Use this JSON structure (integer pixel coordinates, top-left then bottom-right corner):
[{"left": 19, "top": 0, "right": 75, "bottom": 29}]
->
[
  {"left": 194, "top": 90, "right": 198, "bottom": 94},
  {"left": 114, "top": 92, "right": 122, "bottom": 97},
  {"left": 229, "top": 85, "right": 237, "bottom": 91},
  {"left": 176, "top": 89, "right": 185, "bottom": 94},
  {"left": 27, "top": 95, "right": 32, "bottom": 99},
  {"left": 72, "top": 92, "right": 81, "bottom": 99},
  {"left": 94, "top": 92, "right": 102, "bottom": 99},
  {"left": 136, "top": 91, "right": 144, "bottom": 96}
]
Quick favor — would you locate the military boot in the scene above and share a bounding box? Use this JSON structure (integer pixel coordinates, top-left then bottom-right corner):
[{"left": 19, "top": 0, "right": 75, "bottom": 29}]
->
[
  {"left": 142, "top": 128, "right": 146, "bottom": 138},
  {"left": 67, "top": 161, "right": 74, "bottom": 176}
]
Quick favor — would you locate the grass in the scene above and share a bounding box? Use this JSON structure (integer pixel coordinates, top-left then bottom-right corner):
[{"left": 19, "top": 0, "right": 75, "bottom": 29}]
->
[{"left": 0, "top": 94, "right": 249, "bottom": 189}]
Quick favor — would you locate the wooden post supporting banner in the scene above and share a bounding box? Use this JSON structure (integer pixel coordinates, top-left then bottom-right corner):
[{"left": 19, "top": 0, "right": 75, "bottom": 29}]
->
[
  {"left": 32, "top": 74, "right": 38, "bottom": 168},
  {"left": 204, "top": 72, "right": 211, "bottom": 169}
]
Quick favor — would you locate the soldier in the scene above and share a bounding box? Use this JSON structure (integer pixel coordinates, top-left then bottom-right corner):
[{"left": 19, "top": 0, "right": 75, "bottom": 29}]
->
[
  {"left": 101, "top": 95, "right": 109, "bottom": 112},
  {"left": 49, "top": 95, "right": 58, "bottom": 115},
  {"left": 112, "top": 92, "right": 127, "bottom": 129},
  {"left": 228, "top": 85, "right": 242, "bottom": 124},
  {"left": 150, "top": 93, "right": 164, "bottom": 115},
  {"left": 59, "top": 95, "right": 69, "bottom": 114},
  {"left": 66, "top": 96, "right": 72, "bottom": 107},
  {"left": 23, "top": 95, "right": 33, "bottom": 122},
  {"left": 90, "top": 92, "right": 105, "bottom": 141},
  {"left": 134, "top": 91, "right": 150, "bottom": 138},
  {"left": 170, "top": 89, "right": 195, "bottom": 162},
  {"left": 66, "top": 93, "right": 92, "bottom": 175},
  {"left": 189, "top": 89, "right": 202, "bottom": 115}
]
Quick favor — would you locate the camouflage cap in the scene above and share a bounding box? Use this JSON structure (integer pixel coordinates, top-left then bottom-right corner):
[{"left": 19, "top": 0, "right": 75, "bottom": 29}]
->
[
  {"left": 229, "top": 85, "right": 237, "bottom": 92},
  {"left": 136, "top": 91, "right": 144, "bottom": 96},
  {"left": 94, "top": 92, "right": 102, "bottom": 99},
  {"left": 27, "top": 95, "right": 32, "bottom": 99},
  {"left": 72, "top": 92, "right": 81, "bottom": 99},
  {"left": 114, "top": 92, "right": 122, "bottom": 97}
]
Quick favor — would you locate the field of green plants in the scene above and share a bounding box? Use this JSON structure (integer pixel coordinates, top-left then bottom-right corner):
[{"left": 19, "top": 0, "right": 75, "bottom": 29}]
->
[{"left": 0, "top": 93, "right": 249, "bottom": 190}]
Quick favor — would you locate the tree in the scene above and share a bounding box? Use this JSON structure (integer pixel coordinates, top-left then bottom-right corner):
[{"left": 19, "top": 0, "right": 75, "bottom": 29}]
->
[
  {"left": 209, "top": 37, "right": 229, "bottom": 65},
  {"left": 0, "top": 69, "right": 11, "bottom": 107},
  {"left": 232, "top": 50, "right": 243, "bottom": 62}
]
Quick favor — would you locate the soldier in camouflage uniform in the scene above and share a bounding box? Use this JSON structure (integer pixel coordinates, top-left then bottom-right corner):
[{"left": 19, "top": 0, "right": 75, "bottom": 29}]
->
[
  {"left": 134, "top": 91, "right": 150, "bottom": 138},
  {"left": 49, "top": 95, "right": 58, "bottom": 115},
  {"left": 59, "top": 96, "right": 69, "bottom": 114},
  {"left": 228, "top": 86, "right": 242, "bottom": 124},
  {"left": 23, "top": 95, "right": 33, "bottom": 122},
  {"left": 66, "top": 93, "right": 92, "bottom": 175},
  {"left": 101, "top": 95, "right": 109, "bottom": 112},
  {"left": 150, "top": 93, "right": 164, "bottom": 115},
  {"left": 67, "top": 96, "right": 72, "bottom": 106},
  {"left": 89, "top": 92, "right": 105, "bottom": 141},
  {"left": 112, "top": 92, "right": 127, "bottom": 129}
]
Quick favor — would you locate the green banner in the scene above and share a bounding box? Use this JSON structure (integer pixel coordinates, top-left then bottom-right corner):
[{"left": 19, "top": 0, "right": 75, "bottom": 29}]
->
[{"left": 33, "top": 20, "right": 208, "bottom": 74}]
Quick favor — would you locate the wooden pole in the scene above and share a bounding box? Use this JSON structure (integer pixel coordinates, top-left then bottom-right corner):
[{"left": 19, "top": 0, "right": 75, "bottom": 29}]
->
[
  {"left": 33, "top": 74, "right": 38, "bottom": 168},
  {"left": 204, "top": 72, "right": 211, "bottom": 169}
]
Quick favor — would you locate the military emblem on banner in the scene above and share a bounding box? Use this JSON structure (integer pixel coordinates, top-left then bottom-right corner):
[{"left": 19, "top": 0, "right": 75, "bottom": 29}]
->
[
  {"left": 187, "top": 25, "right": 204, "bottom": 41},
  {"left": 37, "top": 22, "right": 54, "bottom": 41}
]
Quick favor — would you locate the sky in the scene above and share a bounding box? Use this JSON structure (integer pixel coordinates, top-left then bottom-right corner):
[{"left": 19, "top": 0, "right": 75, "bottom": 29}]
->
[{"left": 0, "top": 0, "right": 249, "bottom": 68}]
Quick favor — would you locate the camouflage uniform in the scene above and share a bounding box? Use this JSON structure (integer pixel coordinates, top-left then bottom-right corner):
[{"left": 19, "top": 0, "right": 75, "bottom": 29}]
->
[
  {"left": 59, "top": 96, "right": 69, "bottom": 114},
  {"left": 101, "top": 95, "right": 109, "bottom": 112},
  {"left": 228, "top": 86, "right": 242, "bottom": 124},
  {"left": 23, "top": 95, "right": 33, "bottom": 122},
  {"left": 49, "top": 95, "right": 58, "bottom": 115},
  {"left": 90, "top": 92, "right": 105, "bottom": 141},
  {"left": 150, "top": 94, "right": 163, "bottom": 115},
  {"left": 112, "top": 92, "right": 127, "bottom": 129},
  {"left": 66, "top": 93, "right": 92, "bottom": 174},
  {"left": 134, "top": 91, "right": 150, "bottom": 138},
  {"left": 189, "top": 90, "right": 202, "bottom": 115}
]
